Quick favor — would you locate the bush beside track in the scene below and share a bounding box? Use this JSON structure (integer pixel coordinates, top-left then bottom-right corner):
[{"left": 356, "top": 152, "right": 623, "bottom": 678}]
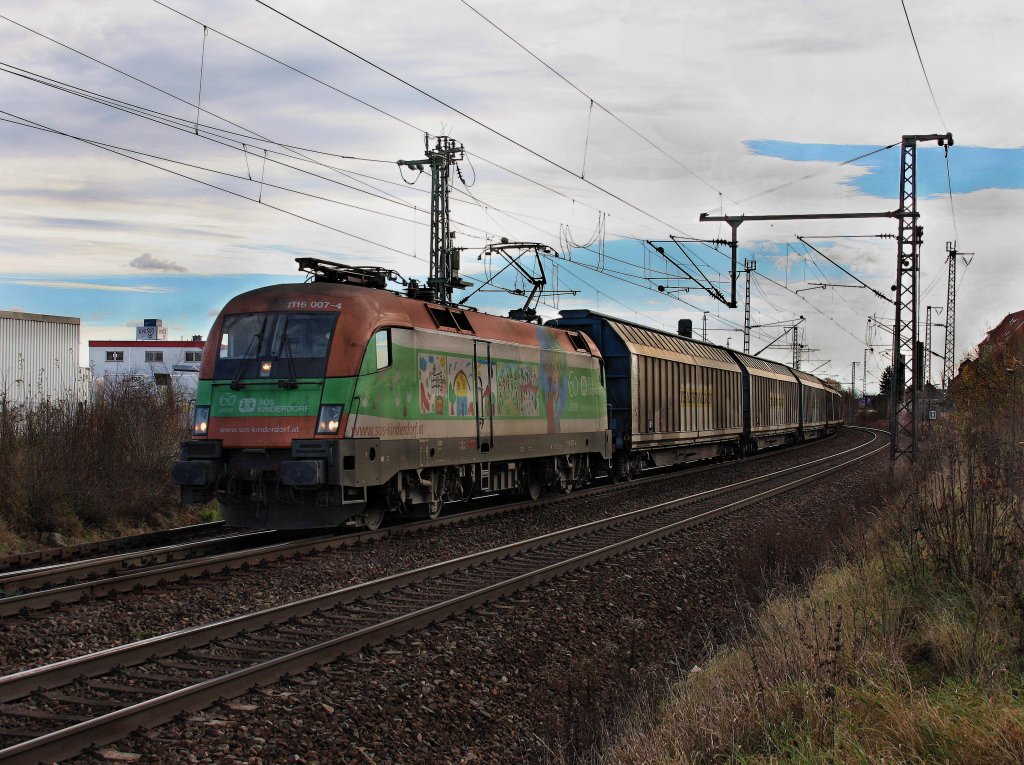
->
[
  {"left": 0, "top": 382, "right": 209, "bottom": 553},
  {"left": 600, "top": 376, "right": 1024, "bottom": 762}
]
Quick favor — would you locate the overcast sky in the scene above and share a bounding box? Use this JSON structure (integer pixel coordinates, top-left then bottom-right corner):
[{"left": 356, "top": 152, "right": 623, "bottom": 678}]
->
[{"left": 1, "top": 0, "right": 1021, "bottom": 390}]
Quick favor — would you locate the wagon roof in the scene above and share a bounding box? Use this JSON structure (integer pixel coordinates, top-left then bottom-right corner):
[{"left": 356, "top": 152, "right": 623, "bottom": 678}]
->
[
  {"left": 558, "top": 309, "right": 739, "bottom": 369},
  {"left": 727, "top": 350, "right": 796, "bottom": 378}
]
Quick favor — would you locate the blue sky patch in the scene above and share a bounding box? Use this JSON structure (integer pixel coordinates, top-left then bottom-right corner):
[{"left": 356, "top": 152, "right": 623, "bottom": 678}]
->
[
  {"left": 746, "top": 141, "right": 1024, "bottom": 199},
  {"left": 0, "top": 273, "right": 303, "bottom": 336}
]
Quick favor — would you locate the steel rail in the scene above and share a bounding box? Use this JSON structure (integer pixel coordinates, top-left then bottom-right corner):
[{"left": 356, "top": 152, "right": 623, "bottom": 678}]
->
[
  {"left": 0, "top": 431, "right": 852, "bottom": 615},
  {"left": 0, "top": 529, "right": 275, "bottom": 594},
  {"left": 0, "top": 430, "right": 885, "bottom": 764},
  {"left": 0, "top": 522, "right": 227, "bottom": 573}
]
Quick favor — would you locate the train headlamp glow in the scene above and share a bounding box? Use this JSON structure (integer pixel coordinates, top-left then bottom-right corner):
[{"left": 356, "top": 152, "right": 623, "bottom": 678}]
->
[
  {"left": 259, "top": 360, "right": 273, "bottom": 377},
  {"left": 192, "top": 406, "right": 211, "bottom": 437},
  {"left": 317, "top": 405, "right": 343, "bottom": 435}
]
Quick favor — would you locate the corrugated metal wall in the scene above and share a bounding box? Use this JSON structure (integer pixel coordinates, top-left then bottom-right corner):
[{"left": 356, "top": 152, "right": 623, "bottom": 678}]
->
[
  {"left": 635, "top": 355, "right": 742, "bottom": 435},
  {"left": 0, "top": 311, "right": 82, "bottom": 405}
]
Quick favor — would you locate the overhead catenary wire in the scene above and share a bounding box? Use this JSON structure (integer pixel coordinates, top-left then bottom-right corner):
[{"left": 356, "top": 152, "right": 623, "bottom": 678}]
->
[
  {"left": 0, "top": 35, "right": 664, "bottom": 276},
  {"left": 0, "top": 11, "right": 409, "bottom": 206},
  {"left": 899, "top": 0, "right": 947, "bottom": 131},
  {"left": 247, "top": 0, "right": 692, "bottom": 236},
  {"left": 727, "top": 143, "right": 899, "bottom": 210},
  {"left": 0, "top": 62, "right": 509, "bottom": 241},
  {"left": 753, "top": 271, "right": 871, "bottom": 348},
  {"left": 945, "top": 153, "right": 960, "bottom": 242},
  {"left": 795, "top": 236, "right": 894, "bottom": 304},
  {"left": 148, "top": 3, "right": 671, "bottom": 241},
  {"left": 0, "top": 110, "right": 420, "bottom": 260},
  {"left": 457, "top": 0, "right": 734, "bottom": 205}
]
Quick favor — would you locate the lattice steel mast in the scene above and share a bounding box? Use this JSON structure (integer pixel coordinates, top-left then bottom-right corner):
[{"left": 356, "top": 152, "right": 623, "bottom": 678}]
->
[
  {"left": 398, "top": 136, "right": 469, "bottom": 304},
  {"left": 925, "top": 306, "right": 934, "bottom": 387},
  {"left": 941, "top": 241, "right": 971, "bottom": 392},
  {"left": 742, "top": 258, "right": 756, "bottom": 354},
  {"left": 942, "top": 243, "right": 957, "bottom": 390},
  {"left": 891, "top": 133, "right": 953, "bottom": 461}
]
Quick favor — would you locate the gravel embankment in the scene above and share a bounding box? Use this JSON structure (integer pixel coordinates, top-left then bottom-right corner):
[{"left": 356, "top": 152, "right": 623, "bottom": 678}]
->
[
  {"left": 0, "top": 430, "right": 873, "bottom": 677},
  {"left": 67, "top": 438, "right": 885, "bottom": 765}
]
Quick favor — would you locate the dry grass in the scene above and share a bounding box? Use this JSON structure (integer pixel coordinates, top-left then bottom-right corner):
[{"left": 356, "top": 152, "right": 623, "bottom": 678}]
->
[
  {"left": 599, "top": 354, "right": 1024, "bottom": 765},
  {"left": 0, "top": 381, "right": 193, "bottom": 551}
]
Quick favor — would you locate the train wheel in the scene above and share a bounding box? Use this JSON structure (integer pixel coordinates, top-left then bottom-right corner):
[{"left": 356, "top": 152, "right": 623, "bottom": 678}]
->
[
  {"left": 362, "top": 506, "right": 385, "bottom": 531},
  {"left": 426, "top": 498, "right": 443, "bottom": 520},
  {"left": 523, "top": 464, "right": 543, "bottom": 501}
]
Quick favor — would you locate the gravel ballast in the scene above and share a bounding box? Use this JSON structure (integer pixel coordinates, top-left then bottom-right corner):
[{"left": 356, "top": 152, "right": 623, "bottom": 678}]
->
[
  {"left": 0, "top": 431, "right": 870, "bottom": 675},
  {"left": 54, "top": 433, "right": 885, "bottom": 765}
]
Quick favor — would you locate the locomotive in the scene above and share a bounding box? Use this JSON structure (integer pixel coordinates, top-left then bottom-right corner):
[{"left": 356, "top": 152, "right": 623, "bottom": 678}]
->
[{"left": 172, "top": 258, "right": 843, "bottom": 529}]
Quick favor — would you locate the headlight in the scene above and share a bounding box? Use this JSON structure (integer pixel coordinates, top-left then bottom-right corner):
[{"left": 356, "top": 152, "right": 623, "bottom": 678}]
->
[
  {"left": 317, "top": 404, "right": 343, "bottom": 435},
  {"left": 193, "top": 406, "right": 211, "bottom": 437},
  {"left": 259, "top": 360, "right": 273, "bottom": 377}
]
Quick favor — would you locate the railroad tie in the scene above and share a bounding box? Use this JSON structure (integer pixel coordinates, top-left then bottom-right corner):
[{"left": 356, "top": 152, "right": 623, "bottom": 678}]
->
[{"left": 0, "top": 704, "right": 86, "bottom": 723}]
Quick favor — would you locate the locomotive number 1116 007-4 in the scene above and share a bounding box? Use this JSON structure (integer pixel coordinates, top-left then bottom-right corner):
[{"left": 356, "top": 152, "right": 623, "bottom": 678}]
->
[{"left": 286, "top": 300, "right": 343, "bottom": 310}]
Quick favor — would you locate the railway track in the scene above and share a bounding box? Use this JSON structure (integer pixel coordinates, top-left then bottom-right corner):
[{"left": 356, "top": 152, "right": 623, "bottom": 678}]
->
[
  {"left": 0, "top": 522, "right": 230, "bottom": 574},
  {"left": 0, "top": 428, "right": 886, "bottom": 764},
  {"left": 0, "top": 432, "right": 846, "bottom": 616}
]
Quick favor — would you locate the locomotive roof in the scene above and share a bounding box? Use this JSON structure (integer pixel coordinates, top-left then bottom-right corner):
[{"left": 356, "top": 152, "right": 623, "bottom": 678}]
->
[{"left": 199, "top": 281, "right": 600, "bottom": 379}]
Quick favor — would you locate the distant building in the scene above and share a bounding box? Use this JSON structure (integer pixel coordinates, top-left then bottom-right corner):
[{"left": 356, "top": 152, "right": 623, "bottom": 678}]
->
[
  {"left": 0, "top": 310, "right": 87, "bottom": 406},
  {"left": 980, "top": 310, "right": 1024, "bottom": 353},
  {"left": 949, "top": 309, "right": 1024, "bottom": 397},
  {"left": 88, "top": 319, "right": 204, "bottom": 395}
]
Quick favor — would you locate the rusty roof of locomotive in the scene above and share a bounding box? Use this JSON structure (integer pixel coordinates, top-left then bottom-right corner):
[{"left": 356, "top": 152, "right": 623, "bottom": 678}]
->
[{"left": 198, "top": 281, "right": 600, "bottom": 379}]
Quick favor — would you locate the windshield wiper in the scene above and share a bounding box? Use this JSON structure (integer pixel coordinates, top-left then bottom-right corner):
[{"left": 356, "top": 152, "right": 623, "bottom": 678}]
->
[{"left": 278, "top": 329, "right": 299, "bottom": 389}]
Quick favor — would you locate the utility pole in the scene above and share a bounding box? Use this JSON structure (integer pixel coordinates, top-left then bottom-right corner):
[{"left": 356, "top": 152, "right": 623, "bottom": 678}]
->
[
  {"left": 852, "top": 361, "right": 858, "bottom": 398},
  {"left": 743, "top": 259, "right": 756, "bottom": 354},
  {"left": 398, "top": 135, "right": 469, "bottom": 304},
  {"left": 792, "top": 326, "right": 801, "bottom": 370},
  {"left": 891, "top": 132, "right": 954, "bottom": 462},
  {"left": 702, "top": 311, "right": 708, "bottom": 342}
]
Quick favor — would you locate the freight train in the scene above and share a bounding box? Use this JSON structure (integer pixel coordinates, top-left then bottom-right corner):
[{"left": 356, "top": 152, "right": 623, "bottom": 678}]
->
[{"left": 172, "top": 259, "right": 844, "bottom": 529}]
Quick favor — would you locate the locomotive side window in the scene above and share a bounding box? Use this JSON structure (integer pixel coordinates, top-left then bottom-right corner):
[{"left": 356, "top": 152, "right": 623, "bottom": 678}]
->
[{"left": 374, "top": 329, "right": 391, "bottom": 370}]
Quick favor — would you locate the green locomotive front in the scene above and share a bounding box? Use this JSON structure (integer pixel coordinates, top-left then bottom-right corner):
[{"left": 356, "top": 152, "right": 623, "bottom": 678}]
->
[{"left": 172, "top": 264, "right": 611, "bottom": 529}]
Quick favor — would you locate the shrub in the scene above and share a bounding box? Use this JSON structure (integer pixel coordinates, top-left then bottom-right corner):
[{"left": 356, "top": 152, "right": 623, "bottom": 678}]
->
[{"left": 0, "top": 381, "right": 191, "bottom": 540}]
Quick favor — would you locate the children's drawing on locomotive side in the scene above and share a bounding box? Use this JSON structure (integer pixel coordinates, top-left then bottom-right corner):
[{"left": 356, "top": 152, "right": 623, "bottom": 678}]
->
[
  {"left": 448, "top": 360, "right": 473, "bottom": 417},
  {"left": 495, "top": 362, "right": 538, "bottom": 418},
  {"left": 419, "top": 353, "right": 446, "bottom": 416},
  {"left": 537, "top": 325, "right": 569, "bottom": 432}
]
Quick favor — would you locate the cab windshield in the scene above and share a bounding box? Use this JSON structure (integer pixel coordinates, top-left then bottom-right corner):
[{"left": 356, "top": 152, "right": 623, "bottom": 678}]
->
[{"left": 214, "top": 312, "right": 337, "bottom": 380}]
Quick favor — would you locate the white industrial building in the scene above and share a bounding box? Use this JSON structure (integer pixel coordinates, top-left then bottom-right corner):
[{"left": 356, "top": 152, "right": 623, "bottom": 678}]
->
[
  {"left": 89, "top": 319, "right": 204, "bottom": 395},
  {"left": 0, "top": 310, "right": 87, "bottom": 405}
]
